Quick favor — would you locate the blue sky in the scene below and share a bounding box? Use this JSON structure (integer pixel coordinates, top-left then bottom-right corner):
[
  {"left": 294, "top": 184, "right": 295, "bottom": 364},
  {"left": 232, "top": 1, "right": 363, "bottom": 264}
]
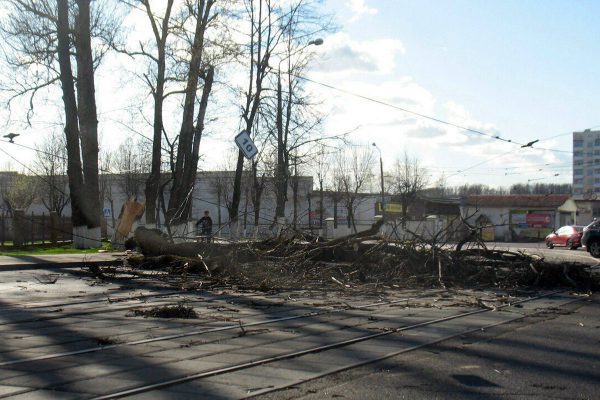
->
[
  {"left": 308, "top": 0, "right": 600, "bottom": 186},
  {"left": 1, "top": 0, "right": 599, "bottom": 189}
]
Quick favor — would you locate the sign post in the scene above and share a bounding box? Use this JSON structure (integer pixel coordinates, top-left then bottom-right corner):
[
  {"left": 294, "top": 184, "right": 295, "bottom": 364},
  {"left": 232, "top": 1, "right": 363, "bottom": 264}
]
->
[{"left": 235, "top": 130, "right": 258, "bottom": 159}]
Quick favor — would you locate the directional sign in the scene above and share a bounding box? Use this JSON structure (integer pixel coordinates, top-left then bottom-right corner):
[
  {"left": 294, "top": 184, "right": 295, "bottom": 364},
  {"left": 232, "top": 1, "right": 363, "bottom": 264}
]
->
[{"left": 234, "top": 130, "right": 258, "bottom": 159}]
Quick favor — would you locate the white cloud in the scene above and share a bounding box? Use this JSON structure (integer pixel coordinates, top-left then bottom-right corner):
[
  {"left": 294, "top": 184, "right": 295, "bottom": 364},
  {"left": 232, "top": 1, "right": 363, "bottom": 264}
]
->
[
  {"left": 313, "top": 32, "right": 404, "bottom": 75},
  {"left": 346, "top": 0, "right": 378, "bottom": 23}
]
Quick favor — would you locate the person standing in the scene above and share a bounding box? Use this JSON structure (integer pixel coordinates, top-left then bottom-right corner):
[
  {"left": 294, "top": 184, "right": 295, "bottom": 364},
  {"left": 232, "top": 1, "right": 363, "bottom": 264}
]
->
[{"left": 196, "top": 210, "right": 213, "bottom": 242}]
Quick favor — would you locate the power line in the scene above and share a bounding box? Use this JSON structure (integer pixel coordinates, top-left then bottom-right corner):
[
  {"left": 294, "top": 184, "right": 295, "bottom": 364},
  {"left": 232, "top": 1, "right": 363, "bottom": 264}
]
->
[
  {"left": 443, "top": 150, "right": 514, "bottom": 180},
  {"left": 294, "top": 74, "right": 573, "bottom": 155}
]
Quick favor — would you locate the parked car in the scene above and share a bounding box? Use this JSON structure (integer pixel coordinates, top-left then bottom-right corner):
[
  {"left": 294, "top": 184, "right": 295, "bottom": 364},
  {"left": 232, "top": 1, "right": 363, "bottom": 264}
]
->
[
  {"left": 545, "top": 225, "right": 584, "bottom": 250},
  {"left": 582, "top": 220, "right": 600, "bottom": 257}
]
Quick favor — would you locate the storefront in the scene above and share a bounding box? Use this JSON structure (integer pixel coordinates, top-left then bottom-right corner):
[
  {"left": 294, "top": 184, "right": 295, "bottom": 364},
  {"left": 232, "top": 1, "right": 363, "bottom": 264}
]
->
[{"left": 461, "top": 195, "right": 577, "bottom": 242}]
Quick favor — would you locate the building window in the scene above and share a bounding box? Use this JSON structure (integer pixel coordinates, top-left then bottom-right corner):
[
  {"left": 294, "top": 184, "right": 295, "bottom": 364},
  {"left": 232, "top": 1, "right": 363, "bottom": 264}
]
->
[
  {"left": 575, "top": 179, "right": 583, "bottom": 184},
  {"left": 595, "top": 178, "right": 600, "bottom": 183},
  {"left": 574, "top": 188, "right": 582, "bottom": 194},
  {"left": 586, "top": 169, "right": 593, "bottom": 176},
  {"left": 574, "top": 151, "right": 583, "bottom": 157},
  {"left": 594, "top": 208, "right": 600, "bottom": 218},
  {"left": 574, "top": 169, "right": 583, "bottom": 175},
  {"left": 595, "top": 139, "right": 600, "bottom": 146},
  {"left": 575, "top": 160, "right": 583, "bottom": 166},
  {"left": 574, "top": 139, "right": 584, "bottom": 147},
  {"left": 595, "top": 150, "right": 600, "bottom": 156}
]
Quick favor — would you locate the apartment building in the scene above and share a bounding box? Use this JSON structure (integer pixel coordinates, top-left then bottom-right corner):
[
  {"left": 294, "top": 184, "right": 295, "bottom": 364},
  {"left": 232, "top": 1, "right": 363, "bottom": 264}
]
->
[{"left": 572, "top": 129, "right": 600, "bottom": 198}]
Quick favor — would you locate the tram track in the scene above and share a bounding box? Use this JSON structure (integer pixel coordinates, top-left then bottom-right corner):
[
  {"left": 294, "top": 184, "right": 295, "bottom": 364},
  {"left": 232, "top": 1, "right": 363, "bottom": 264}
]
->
[
  {"left": 0, "top": 293, "right": 439, "bottom": 367},
  {"left": 89, "top": 289, "right": 576, "bottom": 399},
  {"left": 0, "top": 290, "right": 580, "bottom": 400}
]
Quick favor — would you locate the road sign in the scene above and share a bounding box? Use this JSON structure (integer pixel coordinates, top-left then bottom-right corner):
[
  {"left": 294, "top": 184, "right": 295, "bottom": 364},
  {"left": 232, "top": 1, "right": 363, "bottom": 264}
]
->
[{"left": 234, "top": 130, "right": 258, "bottom": 159}]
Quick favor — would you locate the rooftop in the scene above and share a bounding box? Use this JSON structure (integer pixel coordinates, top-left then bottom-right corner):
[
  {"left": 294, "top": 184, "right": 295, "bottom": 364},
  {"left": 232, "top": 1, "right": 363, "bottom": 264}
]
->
[{"left": 465, "top": 194, "right": 570, "bottom": 208}]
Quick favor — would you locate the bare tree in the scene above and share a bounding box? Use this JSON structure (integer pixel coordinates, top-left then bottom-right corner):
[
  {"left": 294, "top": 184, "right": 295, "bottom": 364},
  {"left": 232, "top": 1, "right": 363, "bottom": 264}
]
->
[
  {"left": 250, "top": 156, "right": 269, "bottom": 230},
  {"left": 311, "top": 143, "right": 332, "bottom": 229},
  {"left": 206, "top": 172, "right": 231, "bottom": 228},
  {"left": 333, "top": 146, "right": 375, "bottom": 232},
  {"left": 33, "top": 131, "right": 70, "bottom": 215},
  {"left": 128, "top": 0, "right": 176, "bottom": 228},
  {"left": 112, "top": 137, "right": 151, "bottom": 199},
  {"left": 0, "top": 0, "right": 120, "bottom": 120},
  {"left": 165, "top": 0, "right": 219, "bottom": 229},
  {"left": 230, "top": 0, "right": 273, "bottom": 227},
  {"left": 3, "top": 175, "right": 37, "bottom": 212},
  {"left": 1, "top": 0, "right": 123, "bottom": 247},
  {"left": 230, "top": 0, "right": 332, "bottom": 231},
  {"left": 389, "top": 152, "right": 429, "bottom": 222}
]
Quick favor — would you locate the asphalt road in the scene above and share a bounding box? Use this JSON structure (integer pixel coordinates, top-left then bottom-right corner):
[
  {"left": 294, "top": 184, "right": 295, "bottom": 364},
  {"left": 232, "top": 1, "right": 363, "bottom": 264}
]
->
[
  {"left": 472, "top": 242, "right": 600, "bottom": 266},
  {"left": 261, "top": 293, "right": 600, "bottom": 400}
]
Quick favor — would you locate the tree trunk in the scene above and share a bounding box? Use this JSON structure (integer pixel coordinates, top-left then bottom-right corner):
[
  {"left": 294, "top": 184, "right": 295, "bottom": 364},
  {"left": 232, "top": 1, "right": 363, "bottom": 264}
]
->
[
  {"left": 217, "top": 190, "right": 222, "bottom": 227},
  {"left": 75, "top": 0, "right": 101, "bottom": 247},
  {"left": 274, "top": 73, "right": 287, "bottom": 220},
  {"left": 230, "top": 150, "right": 244, "bottom": 224},
  {"left": 230, "top": 0, "right": 266, "bottom": 226},
  {"left": 333, "top": 199, "right": 338, "bottom": 229},
  {"left": 251, "top": 161, "right": 264, "bottom": 227},
  {"left": 144, "top": 0, "right": 174, "bottom": 228},
  {"left": 319, "top": 179, "right": 324, "bottom": 229},
  {"left": 56, "top": 0, "right": 85, "bottom": 231},
  {"left": 167, "top": 0, "right": 214, "bottom": 227},
  {"left": 292, "top": 173, "right": 299, "bottom": 228}
]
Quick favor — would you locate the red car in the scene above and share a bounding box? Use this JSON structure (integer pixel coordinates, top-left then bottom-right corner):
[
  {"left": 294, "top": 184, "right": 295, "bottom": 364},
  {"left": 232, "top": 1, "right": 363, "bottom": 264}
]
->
[{"left": 545, "top": 225, "right": 584, "bottom": 250}]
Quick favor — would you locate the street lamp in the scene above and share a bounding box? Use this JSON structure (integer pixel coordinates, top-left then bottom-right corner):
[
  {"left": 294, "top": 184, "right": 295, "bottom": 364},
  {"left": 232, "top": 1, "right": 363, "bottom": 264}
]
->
[{"left": 372, "top": 142, "right": 384, "bottom": 218}]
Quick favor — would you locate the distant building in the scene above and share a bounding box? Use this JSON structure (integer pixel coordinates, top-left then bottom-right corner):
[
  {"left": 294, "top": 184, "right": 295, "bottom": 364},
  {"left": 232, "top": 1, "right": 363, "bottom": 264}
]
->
[
  {"left": 461, "top": 194, "right": 577, "bottom": 241},
  {"left": 572, "top": 129, "right": 600, "bottom": 198},
  {"left": 0, "top": 171, "right": 314, "bottom": 239}
]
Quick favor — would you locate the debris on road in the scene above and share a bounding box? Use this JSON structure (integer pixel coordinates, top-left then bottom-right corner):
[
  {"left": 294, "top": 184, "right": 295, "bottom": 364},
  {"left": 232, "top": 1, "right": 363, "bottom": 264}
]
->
[
  {"left": 102, "top": 222, "right": 600, "bottom": 294},
  {"left": 130, "top": 303, "right": 199, "bottom": 319}
]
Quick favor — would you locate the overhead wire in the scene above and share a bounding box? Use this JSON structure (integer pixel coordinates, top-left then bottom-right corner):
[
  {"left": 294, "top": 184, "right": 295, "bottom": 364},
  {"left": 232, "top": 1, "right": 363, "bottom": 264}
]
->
[
  {"left": 294, "top": 74, "right": 573, "bottom": 155},
  {"left": 2, "top": 0, "right": 590, "bottom": 193},
  {"left": 118, "top": 0, "right": 574, "bottom": 159}
]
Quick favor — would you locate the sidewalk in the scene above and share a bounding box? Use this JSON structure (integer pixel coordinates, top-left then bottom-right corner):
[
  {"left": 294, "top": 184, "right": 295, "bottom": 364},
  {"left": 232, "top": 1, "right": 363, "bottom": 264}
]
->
[{"left": 0, "top": 252, "right": 127, "bottom": 270}]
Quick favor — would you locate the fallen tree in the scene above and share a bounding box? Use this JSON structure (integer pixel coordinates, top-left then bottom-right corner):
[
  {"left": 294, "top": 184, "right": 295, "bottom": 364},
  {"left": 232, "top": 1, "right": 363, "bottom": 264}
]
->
[{"left": 120, "top": 221, "right": 599, "bottom": 292}]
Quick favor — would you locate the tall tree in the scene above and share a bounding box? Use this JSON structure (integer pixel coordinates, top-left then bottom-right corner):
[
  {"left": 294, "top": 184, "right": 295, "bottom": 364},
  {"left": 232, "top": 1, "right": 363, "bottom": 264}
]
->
[
  {"left": 74, "top": 0, "right": 102, "bottom": 243},
  {"left": 166, "top": 0, "right": 217, "bottom": 228},
  {"left": 1, "top": 0, "right": 122, "bottom": 247},
  {"left": 136, "top": 0, "right": 176, "bottom": 228},
  {"left": 229, "top": 0, "right": 273, "bottom": 229},
  {"left": 230, "top": 0, "right": 331, "bottom": 233}
]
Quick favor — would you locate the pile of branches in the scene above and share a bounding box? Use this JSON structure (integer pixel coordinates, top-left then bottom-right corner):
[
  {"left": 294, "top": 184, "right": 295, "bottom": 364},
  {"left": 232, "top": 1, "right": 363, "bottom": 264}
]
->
[{"left": 123, "top": 223, "right": 599, "bottom": 292}]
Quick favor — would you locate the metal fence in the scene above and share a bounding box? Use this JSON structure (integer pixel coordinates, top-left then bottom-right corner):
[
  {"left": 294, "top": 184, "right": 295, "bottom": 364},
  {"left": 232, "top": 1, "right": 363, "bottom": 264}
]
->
[{"left": 0, "top": 212, "right": 73, "bottom": 246}]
